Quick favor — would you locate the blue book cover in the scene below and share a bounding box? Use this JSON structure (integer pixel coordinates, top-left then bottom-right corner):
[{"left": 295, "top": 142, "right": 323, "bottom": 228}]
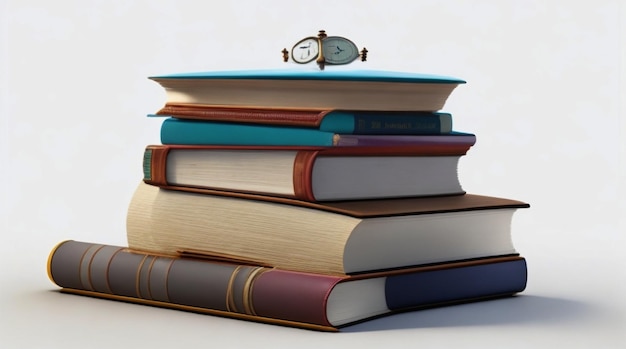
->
[
  {"left": 150, "top": 69, "right": 466, "bottom": 84},
  {"left": 386, "top": 258, "right": 527, "bottom": 309}
]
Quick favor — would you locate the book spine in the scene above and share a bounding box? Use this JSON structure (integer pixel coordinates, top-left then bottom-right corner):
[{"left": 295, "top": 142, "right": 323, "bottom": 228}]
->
[
  {"left": 156, "top": 104, "right": 327, "bottom": 128},
  {"left": 292, "top": 151, "right": 318, "bottom": 201},
  {"left": 326, "top": 112, "right": 453, "bottom": 134},
  {"left": 142, "top": 145, "right": 170, "bottom": 186},
  {"left": 48, "top": 240, "right": 340, "bottom": 329}
]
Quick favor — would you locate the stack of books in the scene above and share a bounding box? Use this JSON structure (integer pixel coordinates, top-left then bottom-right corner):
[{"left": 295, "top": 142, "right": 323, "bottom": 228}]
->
[{"left": 47, "top": 69, "right": 530, "bottom": 331}]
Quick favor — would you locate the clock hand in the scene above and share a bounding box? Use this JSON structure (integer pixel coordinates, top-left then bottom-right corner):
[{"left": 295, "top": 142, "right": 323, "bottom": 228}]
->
[{"left": 327, "top": 45, "right": 345, "bottom": 54}]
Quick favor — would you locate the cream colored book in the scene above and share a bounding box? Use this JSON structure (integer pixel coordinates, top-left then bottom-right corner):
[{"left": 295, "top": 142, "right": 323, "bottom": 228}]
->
[{"left": 126, "top": 182, "right": 529, "bottom": 276}]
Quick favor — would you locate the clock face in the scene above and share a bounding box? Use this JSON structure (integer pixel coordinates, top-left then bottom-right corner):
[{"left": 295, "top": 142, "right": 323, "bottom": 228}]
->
[
  {"left": 291, "top": 37, "right": 320, "bottom": 64},
  {"left": 322, "top": 36, "right": 359, "bottom": 65}
]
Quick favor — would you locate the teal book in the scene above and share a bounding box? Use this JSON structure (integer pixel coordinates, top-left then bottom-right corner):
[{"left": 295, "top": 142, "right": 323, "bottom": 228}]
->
[
  {"left": 149, "top": 69, "right": 466, "bottom": 111},
  {"left": 159, "top": 118, "right": 476, "bottom": 148}
]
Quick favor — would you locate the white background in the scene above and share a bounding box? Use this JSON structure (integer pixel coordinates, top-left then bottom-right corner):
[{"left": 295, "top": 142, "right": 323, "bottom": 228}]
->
[{"left": 1, "top": 0, "right": 624, "bottom": 347}]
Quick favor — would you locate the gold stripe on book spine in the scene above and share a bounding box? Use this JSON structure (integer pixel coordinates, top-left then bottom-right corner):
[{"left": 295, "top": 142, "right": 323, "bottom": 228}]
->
[
  {"left": 134, "top": 255, "right": 149, "bottom": 299},
  {"left": 145, "top": 256, "right": 159, "bottom": 300},
  {"left": 79, "top": 244, "right": 105, "bottom": 292},
  {"left": 104, "top": 248, "right": 124, "bottom": 294},
  {"left": 242, "top": 267, "right": 266, "bottom": 316},
  {"left": 225, "top": 266, "right": 244, "bottom": 313},
  {"left": 163, "top": 259, "right": 174, "bottom": 303}
]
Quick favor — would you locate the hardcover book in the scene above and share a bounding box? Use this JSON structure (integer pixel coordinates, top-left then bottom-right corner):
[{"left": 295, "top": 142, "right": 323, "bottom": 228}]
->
[
  {"left": 127, "top": 182, "right": 529, "bottom": 275},
  {"left": 158, "top": 117, "right": 476, "bottom": 147},
  {"left": 48, "top": 240, "right": 528, "bottom": 331},
  {"left": 143, "top": 144, "right": 470, "bottom": 201},
  {"left": 152, "top": 105, "right": 454, "bottom": 134},
  {"left": 149, "top": 69, "right": 465, "bottom": 111}
]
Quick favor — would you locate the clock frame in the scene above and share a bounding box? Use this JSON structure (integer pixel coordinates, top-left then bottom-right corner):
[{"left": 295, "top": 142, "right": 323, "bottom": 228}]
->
[{"left": 283, "top": 30, "right": 367, "bottom": 70}]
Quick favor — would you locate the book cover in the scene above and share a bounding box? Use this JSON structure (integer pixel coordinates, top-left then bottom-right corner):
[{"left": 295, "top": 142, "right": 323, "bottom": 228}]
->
[{"left": 48, "top": 240, "right": 527, "bottom": 331}]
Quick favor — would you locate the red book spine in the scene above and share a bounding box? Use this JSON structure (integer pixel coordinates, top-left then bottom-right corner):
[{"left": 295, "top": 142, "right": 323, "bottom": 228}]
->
[
  {"left": 252, "top": 270, "right": 340, "bottom": 327},
  {"left": 292, "top": 151, "right": 318, "bottom": 201},
  {"left": 156, "top": 104, "right": 329, "bottom": 127}
]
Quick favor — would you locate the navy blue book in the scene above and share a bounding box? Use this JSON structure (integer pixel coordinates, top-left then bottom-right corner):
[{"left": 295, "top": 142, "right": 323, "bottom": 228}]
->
[{"left": 49, "top": 240, "right": 527, "bottom": 331}]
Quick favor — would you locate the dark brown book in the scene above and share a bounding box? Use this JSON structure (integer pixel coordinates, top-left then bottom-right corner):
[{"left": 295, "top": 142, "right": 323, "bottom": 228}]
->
[
  {"left": 48, "top": 240, "right": 527, "bottom": 331},
  {"left": 127, "top": 182, "right": 529, "bottom": 275}
]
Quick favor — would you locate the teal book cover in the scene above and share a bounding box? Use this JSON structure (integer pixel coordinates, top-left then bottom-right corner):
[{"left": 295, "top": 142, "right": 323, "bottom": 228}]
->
[
  {"left": 150, "top": 69, "right": 466, "bottom": 84},
  {"left": 161, "top": 118, "right": 341, "bottom": 146}
]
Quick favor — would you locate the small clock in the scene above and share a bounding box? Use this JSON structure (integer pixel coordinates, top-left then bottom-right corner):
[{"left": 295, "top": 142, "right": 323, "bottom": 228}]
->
[
  {"left": 322, "top": 36, "right": 360, "bottom": 65},
  {"left": 291, "top": 37, "right": 320, "bottom": 64},
  {"left": 283, "top": 30, "right": 367, "bottom": 70}
]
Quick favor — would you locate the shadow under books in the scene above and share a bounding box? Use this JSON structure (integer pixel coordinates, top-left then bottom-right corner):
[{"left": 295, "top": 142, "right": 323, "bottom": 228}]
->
[{"left": 342, "top": 295, "right": 593, "bottom": 332}]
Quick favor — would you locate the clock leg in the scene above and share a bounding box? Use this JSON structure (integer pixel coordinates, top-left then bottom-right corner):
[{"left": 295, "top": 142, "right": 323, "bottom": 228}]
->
[{"left": 281, "top": 48, "right": 289, "bottom": 62}]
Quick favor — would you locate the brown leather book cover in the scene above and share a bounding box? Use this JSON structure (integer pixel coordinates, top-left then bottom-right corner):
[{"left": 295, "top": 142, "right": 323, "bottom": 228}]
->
[
  {"left": 156, "top": 104, "right": 331, "bottom": 127},
  {"left": 153, "top": 184, "right": 530, "bottom": 218}
]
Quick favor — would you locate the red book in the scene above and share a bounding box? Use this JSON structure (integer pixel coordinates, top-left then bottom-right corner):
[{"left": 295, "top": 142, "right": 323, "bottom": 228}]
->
[{"left": 143, "top": 143, "right": 474, "bottom": 201}]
